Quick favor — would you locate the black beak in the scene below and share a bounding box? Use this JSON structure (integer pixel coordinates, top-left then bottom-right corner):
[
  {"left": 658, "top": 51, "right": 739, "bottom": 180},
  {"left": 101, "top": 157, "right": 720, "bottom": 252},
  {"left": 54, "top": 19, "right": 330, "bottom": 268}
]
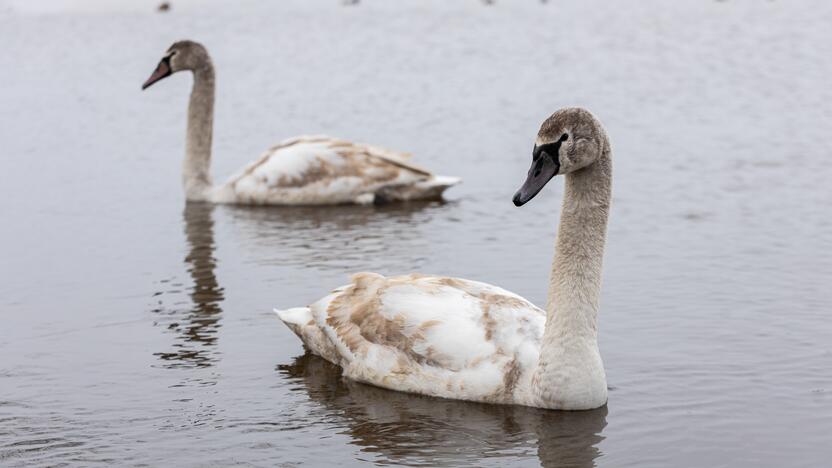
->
[
  {"left": 513, "top": 146, "right": 560, "bottom": 207},
  {"left": 142, "top": 57, "right": 172, "bottom": 90}
]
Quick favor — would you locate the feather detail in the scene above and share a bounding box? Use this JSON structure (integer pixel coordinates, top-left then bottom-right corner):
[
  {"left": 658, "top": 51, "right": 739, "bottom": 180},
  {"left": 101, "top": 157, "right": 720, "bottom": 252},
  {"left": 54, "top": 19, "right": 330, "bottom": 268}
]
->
[
  {"left": 210, "top": 136, "right": 459, "bottom": 205},
  {"left": 277, "top": 273, "right": 545, "bottom": 406}
]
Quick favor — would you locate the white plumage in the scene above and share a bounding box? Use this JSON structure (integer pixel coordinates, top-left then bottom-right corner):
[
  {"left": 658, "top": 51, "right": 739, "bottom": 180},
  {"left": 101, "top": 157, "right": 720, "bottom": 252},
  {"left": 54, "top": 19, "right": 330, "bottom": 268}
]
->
[
  {"left": 211, "top": 136, "right": 459, "bottom": 205},
  {"left": 276, "top": 273, "right": 546, "bottom": 406}
]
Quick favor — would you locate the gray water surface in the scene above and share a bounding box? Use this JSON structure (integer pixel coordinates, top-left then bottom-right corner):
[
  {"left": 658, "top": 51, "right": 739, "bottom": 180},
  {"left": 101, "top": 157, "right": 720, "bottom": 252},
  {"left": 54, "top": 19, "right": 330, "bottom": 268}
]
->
[{"left": 1, "top": 1, "right": 831, "bottom": 466}]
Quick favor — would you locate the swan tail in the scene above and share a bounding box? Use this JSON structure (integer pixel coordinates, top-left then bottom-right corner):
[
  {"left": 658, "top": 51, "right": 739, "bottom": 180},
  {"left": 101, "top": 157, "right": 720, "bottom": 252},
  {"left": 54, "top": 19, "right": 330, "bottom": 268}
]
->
[
  {"left": 372, "top": 175, "right": 460, "bottom": 203},
  {"left": 274, "top": 307, "right": 312, "bottom": 339},
  {"left": 415, "top": 175, "right": 461, "bottom": 199},
  {"left": 427, "top": 175, "right": 462, "bottom": 189}
]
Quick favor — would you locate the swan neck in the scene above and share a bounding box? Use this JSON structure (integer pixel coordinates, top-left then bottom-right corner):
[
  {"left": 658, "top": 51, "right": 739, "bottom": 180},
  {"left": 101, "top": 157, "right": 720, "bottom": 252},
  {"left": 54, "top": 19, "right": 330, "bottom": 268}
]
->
[
  {"left": 545, "top": 151, "right": 611, "bottom": 337},
  {"left": 184, "top": 65, "right": 215, "bottom": 201},
  {"left": 534, "top": 139, "right": 611, "bottom": 409}
]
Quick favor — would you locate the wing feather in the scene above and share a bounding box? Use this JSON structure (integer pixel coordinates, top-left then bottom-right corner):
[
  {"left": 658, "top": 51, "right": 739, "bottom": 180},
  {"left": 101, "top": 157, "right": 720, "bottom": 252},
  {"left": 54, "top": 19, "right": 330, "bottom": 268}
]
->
[
  {"left": 307, "top": 273, "right": 544, "bottom": 378},
  {"left": 217, "top": 136, "right": 442, "bottom": 204},
  {"left": 282, "top": 273, "right": 545, "bottom": 403}
]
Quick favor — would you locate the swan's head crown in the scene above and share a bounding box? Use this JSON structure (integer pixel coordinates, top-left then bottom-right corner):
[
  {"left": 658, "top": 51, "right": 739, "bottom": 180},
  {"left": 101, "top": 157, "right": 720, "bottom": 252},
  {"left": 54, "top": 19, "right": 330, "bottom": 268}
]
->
[
  {"left": 513, "top": 107, "right": 606, "bottom": 206},
  {"left": 142, "top": 40, "right": 212, "bottom": 90}
]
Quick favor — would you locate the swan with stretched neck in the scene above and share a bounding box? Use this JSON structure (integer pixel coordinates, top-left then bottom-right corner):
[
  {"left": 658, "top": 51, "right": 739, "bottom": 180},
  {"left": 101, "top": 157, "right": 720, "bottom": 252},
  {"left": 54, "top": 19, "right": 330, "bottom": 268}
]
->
[
  {"left": 142, "top": 40, "right": 460, "bottom": 205},
  {"left": 276, "top": 107, "right": 612, "bottom": 410}
]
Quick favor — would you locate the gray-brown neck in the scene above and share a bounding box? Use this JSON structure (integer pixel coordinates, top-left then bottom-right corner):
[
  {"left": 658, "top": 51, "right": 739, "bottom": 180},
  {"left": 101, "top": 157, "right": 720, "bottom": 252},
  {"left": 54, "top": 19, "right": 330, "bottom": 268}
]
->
[
  {"left": 545, "top": 143, "right": 611, "bottom": 340},
  {"left": 183, "top": 65, "right": 215, "bottom": 201},
  {"left": 532, "top": 136, "right": 611, "bottom": 409}
]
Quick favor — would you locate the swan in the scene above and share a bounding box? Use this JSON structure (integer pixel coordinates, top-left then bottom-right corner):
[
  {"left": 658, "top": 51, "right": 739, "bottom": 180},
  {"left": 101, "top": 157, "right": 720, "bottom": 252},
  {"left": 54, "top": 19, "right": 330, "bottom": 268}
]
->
[
  {"left": 276, "top": 107, "right": 612, "bottom": 410},
  {"left": 142, "top": 40, "right": 460, "bottom": 205}
]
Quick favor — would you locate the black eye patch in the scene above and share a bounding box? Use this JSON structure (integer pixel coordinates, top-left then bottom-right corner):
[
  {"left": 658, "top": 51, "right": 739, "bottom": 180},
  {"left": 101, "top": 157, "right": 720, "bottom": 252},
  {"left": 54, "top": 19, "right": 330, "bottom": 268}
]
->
[{"left": 533, "top": 139, "right": 564, "bottom": 162}]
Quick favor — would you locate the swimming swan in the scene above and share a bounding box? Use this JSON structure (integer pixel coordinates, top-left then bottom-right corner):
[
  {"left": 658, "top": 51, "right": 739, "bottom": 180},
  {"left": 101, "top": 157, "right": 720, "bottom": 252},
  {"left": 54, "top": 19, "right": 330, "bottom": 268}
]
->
[
  {"left": 276, "top": 107, "right": 611, "bottom": 410},
  {"left": 142, "top": 40, "right": 460, "bottom": 205}
]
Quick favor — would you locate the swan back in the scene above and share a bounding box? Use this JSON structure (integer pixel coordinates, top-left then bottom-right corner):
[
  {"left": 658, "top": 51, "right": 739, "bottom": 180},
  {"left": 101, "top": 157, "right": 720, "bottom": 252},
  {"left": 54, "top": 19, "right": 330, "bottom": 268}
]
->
[
  {"left": 277, "top": 273, "right": 546, "bottom": 405},
  {"left": 213, "top": 136, "right": 459, "bottom": 205}
]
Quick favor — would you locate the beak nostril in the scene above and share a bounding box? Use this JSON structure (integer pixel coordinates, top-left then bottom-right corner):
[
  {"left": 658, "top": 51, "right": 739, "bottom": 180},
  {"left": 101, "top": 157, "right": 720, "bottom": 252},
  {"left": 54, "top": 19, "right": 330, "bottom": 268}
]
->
[{"left": 534, "top": 170, "right": 541, "bottom": 177}]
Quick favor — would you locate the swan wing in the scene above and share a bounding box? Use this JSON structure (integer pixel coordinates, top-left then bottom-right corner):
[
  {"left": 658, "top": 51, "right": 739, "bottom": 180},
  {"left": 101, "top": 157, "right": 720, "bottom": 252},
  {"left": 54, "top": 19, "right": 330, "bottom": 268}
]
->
[
  {"left": 214, "top": 136, "right": 459, "bottom": 205},
  {"left": 278, "top": 273, "right": 545, "bottom": 404}
]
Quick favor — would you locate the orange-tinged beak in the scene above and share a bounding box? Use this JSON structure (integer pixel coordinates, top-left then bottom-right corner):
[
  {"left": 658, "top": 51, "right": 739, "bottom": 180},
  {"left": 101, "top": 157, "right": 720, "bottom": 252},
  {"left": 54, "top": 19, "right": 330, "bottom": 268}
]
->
[{"left": 142, "top": 57, "right": 172, "bottom": 90}]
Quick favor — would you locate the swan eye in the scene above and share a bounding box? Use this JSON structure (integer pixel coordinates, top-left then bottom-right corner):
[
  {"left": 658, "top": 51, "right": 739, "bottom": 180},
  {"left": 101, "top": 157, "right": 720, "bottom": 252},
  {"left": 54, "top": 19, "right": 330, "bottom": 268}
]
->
[{"left": 560, "top": 133, "right": 569, "bottom": 142}]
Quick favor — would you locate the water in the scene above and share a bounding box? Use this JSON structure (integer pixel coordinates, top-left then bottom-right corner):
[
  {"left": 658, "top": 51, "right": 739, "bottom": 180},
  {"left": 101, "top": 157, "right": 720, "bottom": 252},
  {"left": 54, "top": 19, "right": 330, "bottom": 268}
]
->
[{"left": 1, "top": 0, "right": 831, "bottom": 466}]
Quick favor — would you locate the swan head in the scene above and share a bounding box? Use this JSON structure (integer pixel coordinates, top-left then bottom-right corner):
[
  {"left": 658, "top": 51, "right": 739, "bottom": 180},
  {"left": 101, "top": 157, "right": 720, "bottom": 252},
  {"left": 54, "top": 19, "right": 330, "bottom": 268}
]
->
[
  {"left": 513, "top": 107, "right": 605, "bottom": 206},
  {"left": 142, "top": 40, "right": 212, "bottom": 90}
]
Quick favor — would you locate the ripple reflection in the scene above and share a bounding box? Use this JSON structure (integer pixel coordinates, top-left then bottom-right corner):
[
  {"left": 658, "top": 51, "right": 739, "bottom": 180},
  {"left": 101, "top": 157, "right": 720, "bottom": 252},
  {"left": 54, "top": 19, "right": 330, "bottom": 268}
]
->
[
  {"left": 279, "top": 353, "right": 607, "bottom": 467},
  {"left": 151, "top": 203, "right": 225, "bottom": 368},
  {"left": 223, "top": 201, "right": 454, "bottom": 272}
]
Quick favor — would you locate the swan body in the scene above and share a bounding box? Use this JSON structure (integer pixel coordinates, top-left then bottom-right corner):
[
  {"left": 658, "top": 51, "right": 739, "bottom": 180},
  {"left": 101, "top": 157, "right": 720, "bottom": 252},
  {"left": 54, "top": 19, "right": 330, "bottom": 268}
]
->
[
  {"left": 277, "top": 273, "right": 604, "bottom": 409},
  {"left": 278, "top": 107, "right": 613, "bottom": 410},
  {"left": 210, "top": 135, "right": 459, "bottom": 205},
  {"left": 143, "top": 40, "right": 459, "bottom": 205},
  {"left": 278, "top": 274, "right": 547, "bottom": 405}
]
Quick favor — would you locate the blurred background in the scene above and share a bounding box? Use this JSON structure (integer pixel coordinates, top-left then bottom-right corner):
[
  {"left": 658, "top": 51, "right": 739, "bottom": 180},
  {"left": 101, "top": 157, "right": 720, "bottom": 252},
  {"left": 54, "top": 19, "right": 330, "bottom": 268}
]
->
[{"left": 1, "top": 0, "right": 830, "bottom": 466}]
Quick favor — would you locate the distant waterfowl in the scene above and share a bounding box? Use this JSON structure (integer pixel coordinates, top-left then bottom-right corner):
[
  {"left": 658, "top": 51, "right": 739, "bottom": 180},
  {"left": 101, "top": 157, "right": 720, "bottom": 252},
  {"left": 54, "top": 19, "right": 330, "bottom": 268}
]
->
[
  {"left": 142, "top": 40, "right": 459, "bottom": 205},
  {"left": 277, "top": 107, "right": 612, "bottom": 410}
]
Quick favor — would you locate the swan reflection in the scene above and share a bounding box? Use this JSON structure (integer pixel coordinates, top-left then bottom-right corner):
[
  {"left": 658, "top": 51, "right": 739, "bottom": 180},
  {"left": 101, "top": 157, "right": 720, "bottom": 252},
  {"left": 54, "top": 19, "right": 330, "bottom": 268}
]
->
[
  {"left": 279, "top": 353, "right": 607, "bottom": 467},
  {"left": 222, "top": 201, "right": 453, "bottom": 272},
  {"left": 149, "top": 201, "right": 452, "bottom": 368},
  {"left": 152, "top": 202, "right": 225, "bottom": 368}
]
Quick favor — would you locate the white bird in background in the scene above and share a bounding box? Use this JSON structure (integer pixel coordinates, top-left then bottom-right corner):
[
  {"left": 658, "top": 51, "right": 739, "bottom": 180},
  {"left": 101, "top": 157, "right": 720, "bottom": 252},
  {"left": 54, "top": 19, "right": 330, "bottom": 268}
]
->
[{"left": 142, "top": 40, "right": 460, "bottom": 205}]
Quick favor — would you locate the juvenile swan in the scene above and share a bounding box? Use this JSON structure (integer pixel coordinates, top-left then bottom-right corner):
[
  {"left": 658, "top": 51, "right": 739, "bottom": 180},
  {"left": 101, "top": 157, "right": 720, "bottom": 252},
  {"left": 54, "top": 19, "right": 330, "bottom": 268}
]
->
[
  {"left": 276, "top": 107, "right": 612, "bottom": 410},
  {"left": 142, "top": 40, "right": 459, "bottom": 205}
]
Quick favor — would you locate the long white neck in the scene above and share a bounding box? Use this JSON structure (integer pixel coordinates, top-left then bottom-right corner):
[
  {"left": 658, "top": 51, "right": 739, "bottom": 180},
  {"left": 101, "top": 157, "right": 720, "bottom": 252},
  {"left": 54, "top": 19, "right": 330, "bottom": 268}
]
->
[
  {"left": 534, "top": 139, "right": 612, "bottom": 410},
  {"left": 183, "top": 66, "right": 215, "bottom": 201}
]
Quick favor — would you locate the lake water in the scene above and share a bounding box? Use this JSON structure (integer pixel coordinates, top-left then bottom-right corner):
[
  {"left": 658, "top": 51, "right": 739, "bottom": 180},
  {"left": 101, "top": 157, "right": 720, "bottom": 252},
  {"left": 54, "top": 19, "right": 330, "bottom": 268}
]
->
[{"left": 1, "top": 0, "right": 831, "bottom": 466}]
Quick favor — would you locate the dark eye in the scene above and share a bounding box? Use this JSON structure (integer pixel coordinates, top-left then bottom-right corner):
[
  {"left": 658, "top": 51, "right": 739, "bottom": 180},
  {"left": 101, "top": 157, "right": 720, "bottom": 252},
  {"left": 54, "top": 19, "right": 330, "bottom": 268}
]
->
[{"left": 560, "top": 133, "right": 569, "bottom": 142}]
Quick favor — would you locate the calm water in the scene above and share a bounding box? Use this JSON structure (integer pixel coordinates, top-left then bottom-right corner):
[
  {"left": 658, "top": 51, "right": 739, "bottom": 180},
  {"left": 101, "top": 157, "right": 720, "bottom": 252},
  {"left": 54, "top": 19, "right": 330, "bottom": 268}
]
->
[{"left": 1, "top": 0, "right": 831, "bottom": 466}]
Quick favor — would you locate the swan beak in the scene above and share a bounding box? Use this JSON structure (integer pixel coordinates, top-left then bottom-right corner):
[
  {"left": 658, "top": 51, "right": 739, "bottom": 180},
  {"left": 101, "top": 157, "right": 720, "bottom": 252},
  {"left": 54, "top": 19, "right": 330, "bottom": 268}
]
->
[
  {"left": 142, "top": 58, "right": 172, "bottom": 90},
  {"left": 513, "top": 149, "right": 559, "bottom": 207}
]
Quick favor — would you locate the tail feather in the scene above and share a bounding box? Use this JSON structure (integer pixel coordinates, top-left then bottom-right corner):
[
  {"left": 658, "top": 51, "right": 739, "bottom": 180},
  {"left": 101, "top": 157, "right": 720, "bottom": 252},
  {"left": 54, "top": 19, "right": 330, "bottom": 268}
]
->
[
  {"left": 416, "top": 175, "right": 461, "bottom": 198},
  {"left": 373, "top": 174, "right": 461, "bottom": 203},
  {"left": 274, "top": 307, "right": 311, "bottom": 339},
  {"left": 428, "top": 175, "right": 462, "bottom": 188}
]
